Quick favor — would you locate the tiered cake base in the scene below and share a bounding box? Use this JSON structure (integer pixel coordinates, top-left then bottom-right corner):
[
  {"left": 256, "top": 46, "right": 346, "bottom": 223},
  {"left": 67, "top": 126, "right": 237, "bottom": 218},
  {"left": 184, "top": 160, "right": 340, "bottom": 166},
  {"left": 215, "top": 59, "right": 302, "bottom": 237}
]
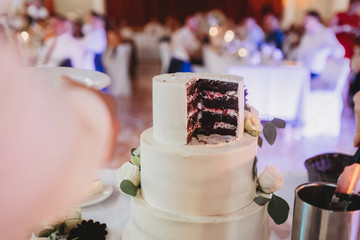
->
[{"left": 122, "top": 193, "right": 269, "bottom": 240}]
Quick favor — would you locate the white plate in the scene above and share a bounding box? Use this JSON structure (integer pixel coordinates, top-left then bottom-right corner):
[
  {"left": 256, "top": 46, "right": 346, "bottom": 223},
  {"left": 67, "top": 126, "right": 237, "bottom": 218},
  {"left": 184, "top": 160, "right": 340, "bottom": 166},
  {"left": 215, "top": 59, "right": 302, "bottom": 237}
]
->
[
  {"left": 23, "top": 67, "right": 111, "bottom": 90},
  {"left": 79, "top": 184, "right": 114, "bottom": 207}
]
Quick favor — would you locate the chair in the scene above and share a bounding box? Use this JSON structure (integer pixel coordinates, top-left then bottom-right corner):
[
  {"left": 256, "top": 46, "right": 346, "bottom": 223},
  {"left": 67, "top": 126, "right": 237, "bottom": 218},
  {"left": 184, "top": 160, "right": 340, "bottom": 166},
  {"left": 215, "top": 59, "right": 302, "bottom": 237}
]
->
[
  {"left": 303, "top": 58, "right": 351, "bottom": 137},
  {"left": 103, "top": 43, "right": 132, "bottom": 97},
  {"left": 159, "top": 41, "right": 171, "bottom": 73}
]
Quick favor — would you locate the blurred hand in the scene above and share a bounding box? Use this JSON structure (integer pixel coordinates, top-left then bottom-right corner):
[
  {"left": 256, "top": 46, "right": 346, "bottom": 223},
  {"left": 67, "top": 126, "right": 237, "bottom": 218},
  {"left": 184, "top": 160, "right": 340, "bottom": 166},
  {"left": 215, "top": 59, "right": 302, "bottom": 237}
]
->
[{"left": 354, "top": 91, "right": 360, "bottom": 147}]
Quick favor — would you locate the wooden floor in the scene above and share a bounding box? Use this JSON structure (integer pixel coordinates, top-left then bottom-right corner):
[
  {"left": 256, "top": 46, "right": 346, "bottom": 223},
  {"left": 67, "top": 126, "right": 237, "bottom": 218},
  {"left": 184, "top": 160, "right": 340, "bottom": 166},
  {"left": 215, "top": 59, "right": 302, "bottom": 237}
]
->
[{"left": 106, "top": 62, "right": 358, "bottom": 173}]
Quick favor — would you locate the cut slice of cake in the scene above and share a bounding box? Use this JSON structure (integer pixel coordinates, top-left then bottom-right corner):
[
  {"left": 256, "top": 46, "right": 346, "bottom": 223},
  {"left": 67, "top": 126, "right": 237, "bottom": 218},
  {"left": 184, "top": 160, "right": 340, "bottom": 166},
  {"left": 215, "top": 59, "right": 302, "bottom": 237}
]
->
[
  {"left": 186, "top": 78, "right": 240, "bottom": 144},
  {"left": 152, "top": 73, "right": 244, "bottom": 145}
]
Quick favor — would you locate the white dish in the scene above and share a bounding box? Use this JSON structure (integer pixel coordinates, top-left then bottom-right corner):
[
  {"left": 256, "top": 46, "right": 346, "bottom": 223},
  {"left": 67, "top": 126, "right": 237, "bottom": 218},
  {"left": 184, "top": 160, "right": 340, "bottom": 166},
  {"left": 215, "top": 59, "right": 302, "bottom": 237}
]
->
[
  {"left": 23, "top": 67, "right": 111, "bottom": 90},
  {"left": 80, "top": 184, "right": 114, "bottom": 207}
]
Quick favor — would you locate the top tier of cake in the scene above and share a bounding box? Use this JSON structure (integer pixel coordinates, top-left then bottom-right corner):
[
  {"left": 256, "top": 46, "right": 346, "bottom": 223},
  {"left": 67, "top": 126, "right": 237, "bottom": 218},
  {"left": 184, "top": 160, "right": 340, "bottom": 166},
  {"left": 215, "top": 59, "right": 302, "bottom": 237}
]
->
[{"left": 153, "top": 73, "right": 245, "bottom": 145}]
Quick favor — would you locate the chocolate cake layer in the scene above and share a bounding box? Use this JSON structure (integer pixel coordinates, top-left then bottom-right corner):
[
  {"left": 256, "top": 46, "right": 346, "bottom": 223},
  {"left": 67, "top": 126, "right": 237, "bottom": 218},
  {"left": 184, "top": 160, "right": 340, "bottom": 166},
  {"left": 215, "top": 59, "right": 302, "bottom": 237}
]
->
[
  {"left": 201, "top": 97, "right": 238, "bottom": 110},
  {"left": 196, "top": 79, "right": 238, "bottom": 94},
  {"left": 186, "top": 78, "right": 239, "bottom": 143},
  {"left": 195, "top": 128, "right": 237, "bottom": 137},
  {"left": 200, "top": 111, "right": 237, "bottom": 127}
]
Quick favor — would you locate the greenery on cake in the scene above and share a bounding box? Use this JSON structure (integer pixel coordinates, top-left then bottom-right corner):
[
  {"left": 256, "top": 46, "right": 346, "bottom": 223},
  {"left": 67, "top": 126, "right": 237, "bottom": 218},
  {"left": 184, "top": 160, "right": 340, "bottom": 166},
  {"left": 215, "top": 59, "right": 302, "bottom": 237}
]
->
[
  {"left": 244, "top": 94, "right": 289, "bottom": 225},
  {"left": 29, "top": 208, "right": 108, "bottom": 240},
  {"left": 253, "top": 164, "right": 290, "bottom": 225},
  {"left": 244, "top": 103, "right": 286, "bottom": 147},
  {"left": 117, "top": 148, "right": 141, "bottom": 196},
  {"left": 117, "top": 99, "right": 290, "bottom": 225}
]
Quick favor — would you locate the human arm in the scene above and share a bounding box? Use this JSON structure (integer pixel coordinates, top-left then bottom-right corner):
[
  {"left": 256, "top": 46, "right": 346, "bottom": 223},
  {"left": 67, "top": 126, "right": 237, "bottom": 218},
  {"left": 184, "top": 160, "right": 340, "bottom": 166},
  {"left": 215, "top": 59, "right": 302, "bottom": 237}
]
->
[{"left": 354, "top": 91, "right": 360, "bottom": 147}]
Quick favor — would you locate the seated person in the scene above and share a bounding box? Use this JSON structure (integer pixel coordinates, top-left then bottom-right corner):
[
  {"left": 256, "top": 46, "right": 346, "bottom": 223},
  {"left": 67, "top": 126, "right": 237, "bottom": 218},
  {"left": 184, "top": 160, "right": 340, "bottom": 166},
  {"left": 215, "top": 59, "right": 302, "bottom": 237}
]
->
[
  {"left": 295, "top": 10, "right": 345, "bottom": 79},
  {"left": 168, "top": 15, "right": 201, "bottom": 73},
  {"left": 263, "top": 13, "right": 284, "bottom": 50}
]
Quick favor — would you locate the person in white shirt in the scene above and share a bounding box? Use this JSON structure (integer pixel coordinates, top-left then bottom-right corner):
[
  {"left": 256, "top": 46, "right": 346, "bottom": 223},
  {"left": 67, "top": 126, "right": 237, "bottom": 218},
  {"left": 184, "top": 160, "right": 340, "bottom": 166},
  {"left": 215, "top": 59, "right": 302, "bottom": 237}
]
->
[
  {"left": 37, "top": 15, "right": 84, "bottom": 68},
  {"left": 168, "top": 15, "right": 201, "bottom": 73},
  {"left": 82, "top": 12, "right": 107, "bottom": 72},
  {"left": 295, "top": 10, "right": 345, "bottom": 78}
]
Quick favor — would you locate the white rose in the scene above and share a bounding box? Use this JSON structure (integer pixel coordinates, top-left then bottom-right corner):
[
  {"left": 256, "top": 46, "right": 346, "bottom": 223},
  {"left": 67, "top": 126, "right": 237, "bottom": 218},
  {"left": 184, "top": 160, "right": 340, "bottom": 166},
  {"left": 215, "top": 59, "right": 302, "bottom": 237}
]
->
[
  {"left": 258, "top": 166, "right": 283, "bottom": 193},
  {"left": 244, "top": 107, "right": 263, "bottom": 136},
  {"left": 30, "top": 233, "right": 48, "bottom": 240},
  {"left": 116, "top": 162, "right": 140, "bottom": 187},
  {"left": 64, "top": 207, "right": 82, "bottom": 233}
]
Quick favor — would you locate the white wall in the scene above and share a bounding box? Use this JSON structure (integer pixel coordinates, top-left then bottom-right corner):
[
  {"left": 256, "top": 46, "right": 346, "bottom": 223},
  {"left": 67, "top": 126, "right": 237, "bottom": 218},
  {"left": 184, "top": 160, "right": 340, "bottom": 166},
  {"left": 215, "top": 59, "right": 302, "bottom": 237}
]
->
[
  {"left": 282, "top": 0, "right": 350, "bottom": 28},
  {"left": 54, "top": 0, "right": 105, "bottom": 20}
]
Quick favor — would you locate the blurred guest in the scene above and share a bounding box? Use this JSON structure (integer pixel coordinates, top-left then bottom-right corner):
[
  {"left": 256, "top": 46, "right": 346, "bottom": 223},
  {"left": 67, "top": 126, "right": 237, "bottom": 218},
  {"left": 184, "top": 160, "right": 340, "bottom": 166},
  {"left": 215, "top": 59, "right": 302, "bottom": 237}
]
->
[
  {"left": 164, "top": 16, "right": 180, "bottom": 35},
  {"left": 102, "top": 29, "right": 132, "bottom": 97},
  {"left": 168, "top": 15, "right": 201, "bottom": 73},
  {"left": 37, "top": 15, "right": 84, "bottom": 68},
  {"left": 82, "top": 12, "right": 107, "bottom": 72},
  {"left": 263, "top": 13, "right": 284, "bottom": 50},
  {"left": 144, "top": 18, "right": 164, "bottom": 37},
  {"left": 330, "top": 0, "right": 360, "bottom": 59},
  {"left": 243, "top": 17, "right": 264, "bottom": 48},
  {"left": 295, "top": 10, "right": 345, "bottom": 78},
  {"left": 282, "top": 24, "right": 303, "bottom": 60},
  {"left": 348, "top": 43, "right": 360, "bottom": 106}
]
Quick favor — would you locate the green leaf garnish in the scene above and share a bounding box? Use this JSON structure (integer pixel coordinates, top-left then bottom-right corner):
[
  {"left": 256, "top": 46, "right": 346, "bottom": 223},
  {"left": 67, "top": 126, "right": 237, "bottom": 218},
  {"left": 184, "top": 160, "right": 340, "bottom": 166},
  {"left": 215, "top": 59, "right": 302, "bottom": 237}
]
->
[
  {"left": 254, "top": 195, "right": 271, "bottom": 205},
  {"left": 131, "top": 148, "right": 138, "bottom": 156},
  {"left": 268, "top": 194, "right": 290, "bottom": 225},
  {"left": 252, "top": 156, "right": 258, "bottom": 179},
  {"left": 38, "top": 228, "right": 56, "bottom": 237},
  {"left": 131, "top": 155, "right": 141, "bottom": 167},
  {"left": 263, "top": 122, "right": 277, "bottom": 145},
  {"left": 120, "top": 180, "right": 138, "bottom": 196},
  {"left": 271, "top": 118, "right": 286, "bottom": 128},
  {"left": 257, "top": 136, "right": 263, "bottom": 148}
]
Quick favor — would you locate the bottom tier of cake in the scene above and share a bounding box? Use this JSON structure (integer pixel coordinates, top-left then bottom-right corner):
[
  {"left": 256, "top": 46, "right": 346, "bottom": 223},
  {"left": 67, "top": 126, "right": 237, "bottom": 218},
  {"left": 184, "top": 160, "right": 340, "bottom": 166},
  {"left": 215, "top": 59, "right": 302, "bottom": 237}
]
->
[{"left": 123, "top": 193, "right": 269, "bottom": 240}]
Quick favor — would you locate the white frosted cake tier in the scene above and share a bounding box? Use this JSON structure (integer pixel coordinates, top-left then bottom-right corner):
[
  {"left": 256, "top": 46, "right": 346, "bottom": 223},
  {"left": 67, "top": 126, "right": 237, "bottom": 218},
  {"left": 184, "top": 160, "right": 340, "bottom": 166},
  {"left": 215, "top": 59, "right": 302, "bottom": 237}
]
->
[
  {"left": 152, "top": 72, "right": 245, "bottom": 145},
  {"left": 124, "top": 192, "right": 269, "bottom": 240},
  {"left": 140, "top": 128, "right": 258, "bottom": 216}
]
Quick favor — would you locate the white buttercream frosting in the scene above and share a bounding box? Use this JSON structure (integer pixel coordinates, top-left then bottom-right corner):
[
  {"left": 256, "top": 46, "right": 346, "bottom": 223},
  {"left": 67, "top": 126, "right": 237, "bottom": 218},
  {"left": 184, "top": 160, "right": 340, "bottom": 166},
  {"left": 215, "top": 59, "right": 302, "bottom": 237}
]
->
[
  {"left": 152, "top": 73, "right": 244, "bottom": 145},
  {"left": 140, "top": 128, "right": 258, "bottom": 216},
  {"left": 127, "top": 193, "right": 269, "bottom": 240}
]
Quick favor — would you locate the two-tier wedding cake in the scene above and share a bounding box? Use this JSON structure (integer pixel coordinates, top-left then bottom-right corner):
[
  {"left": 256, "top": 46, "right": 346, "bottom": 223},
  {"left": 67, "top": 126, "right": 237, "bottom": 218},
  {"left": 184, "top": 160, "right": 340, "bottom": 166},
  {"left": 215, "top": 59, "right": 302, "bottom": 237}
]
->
[{"left": 119, "top": 72, "right": 286, "bottom": 240}]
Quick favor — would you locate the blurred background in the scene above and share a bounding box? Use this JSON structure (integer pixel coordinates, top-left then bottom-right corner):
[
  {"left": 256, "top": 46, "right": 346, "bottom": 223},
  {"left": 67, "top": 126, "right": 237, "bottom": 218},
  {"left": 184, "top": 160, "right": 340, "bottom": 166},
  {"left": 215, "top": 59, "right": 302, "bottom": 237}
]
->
[{"left": 1, "top": 0, "right": 359, "bottom": 172}]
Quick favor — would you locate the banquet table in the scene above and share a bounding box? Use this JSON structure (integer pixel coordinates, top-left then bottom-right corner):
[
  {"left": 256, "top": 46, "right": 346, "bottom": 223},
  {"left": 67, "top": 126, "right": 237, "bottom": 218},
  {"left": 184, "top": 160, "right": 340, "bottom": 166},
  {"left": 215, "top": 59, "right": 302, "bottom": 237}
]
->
[
  {"left": 203, "top": 46, "right": 310, "bottom": 123},
  {"left": 228, "top": 64, "right": 310, "bottom": 124},
  {"left": 82, "top": 169, "right": 309, "bottom": 240}
]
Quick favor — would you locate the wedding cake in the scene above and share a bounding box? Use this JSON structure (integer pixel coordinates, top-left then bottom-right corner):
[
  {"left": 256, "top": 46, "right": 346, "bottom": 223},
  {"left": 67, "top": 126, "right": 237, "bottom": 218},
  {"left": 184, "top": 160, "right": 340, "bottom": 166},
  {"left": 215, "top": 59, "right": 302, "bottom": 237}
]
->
[{"left": 118, "top": 73, "right": 287, "bottom": 240}]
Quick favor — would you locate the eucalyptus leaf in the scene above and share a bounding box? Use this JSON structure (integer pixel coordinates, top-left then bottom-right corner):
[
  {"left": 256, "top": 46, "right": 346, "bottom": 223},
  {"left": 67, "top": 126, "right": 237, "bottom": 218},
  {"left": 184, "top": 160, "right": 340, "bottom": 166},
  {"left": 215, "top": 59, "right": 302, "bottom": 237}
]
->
[
  {"left": 258, "top": 136, "right": 263, "bottom": 148},
  {"left": 268, "top": 194, "right": 290, "bottom": 225},
  {"left": 271, "top": 118, "right": 286, "bottom": 129},
  {"left": 120, "top": 180, "right": 138, "bottom": 197},
  {"left": 131, "top": 148, "right": 137, "bottom": 156},
  {"left": 263, "top": 122, "right": 277, "bottom": 145},
  {"left": 254, "top": 195, "right": 271, "bottom": 206},
  {"left": 38, "top": 227, "right": 56, "bottom": 237},
  {"left": 131, "top": 155, "right": 141, "bottom": 167},
  {"left": 252, "top": 156, "right": 258, "bottom": 179}
]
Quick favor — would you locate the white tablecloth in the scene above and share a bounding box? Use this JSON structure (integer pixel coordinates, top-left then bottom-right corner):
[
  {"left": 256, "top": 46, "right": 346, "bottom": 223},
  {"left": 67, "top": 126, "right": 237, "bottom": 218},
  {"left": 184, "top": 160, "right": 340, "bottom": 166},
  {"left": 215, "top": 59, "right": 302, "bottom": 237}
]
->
[
  {"left": 228, "top": 64, "right": 310, "bottom": 123},
  {"left": 82, "top": 169, "right": 309, "bottom": 240}
]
